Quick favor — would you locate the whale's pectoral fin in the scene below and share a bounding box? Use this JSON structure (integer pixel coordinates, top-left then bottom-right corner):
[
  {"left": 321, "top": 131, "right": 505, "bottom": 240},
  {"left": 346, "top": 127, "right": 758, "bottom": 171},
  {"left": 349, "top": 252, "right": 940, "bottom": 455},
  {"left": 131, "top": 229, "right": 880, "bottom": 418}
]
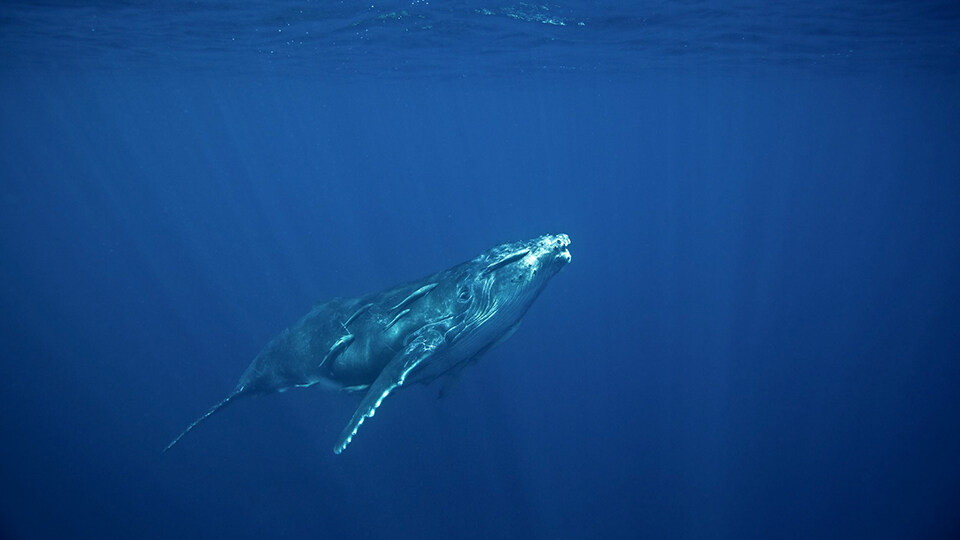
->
[{"left": 333, "top": 329, "right": 444, "bottom": 454}]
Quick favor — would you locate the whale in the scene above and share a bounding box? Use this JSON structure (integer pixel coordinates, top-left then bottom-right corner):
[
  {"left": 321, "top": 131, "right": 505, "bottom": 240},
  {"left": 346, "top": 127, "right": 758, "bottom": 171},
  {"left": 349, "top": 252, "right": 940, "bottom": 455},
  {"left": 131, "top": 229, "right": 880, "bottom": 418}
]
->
[{"left": 164, "top": 233, "right": 572, "bottom": 454}]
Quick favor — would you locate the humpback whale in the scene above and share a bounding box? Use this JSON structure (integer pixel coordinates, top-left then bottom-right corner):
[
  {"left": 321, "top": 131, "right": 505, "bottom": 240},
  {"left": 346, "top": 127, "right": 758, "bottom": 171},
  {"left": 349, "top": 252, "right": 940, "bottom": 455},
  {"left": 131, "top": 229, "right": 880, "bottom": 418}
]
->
[{"left": 164, "top": 233, "right": 572, "bottom": 454}]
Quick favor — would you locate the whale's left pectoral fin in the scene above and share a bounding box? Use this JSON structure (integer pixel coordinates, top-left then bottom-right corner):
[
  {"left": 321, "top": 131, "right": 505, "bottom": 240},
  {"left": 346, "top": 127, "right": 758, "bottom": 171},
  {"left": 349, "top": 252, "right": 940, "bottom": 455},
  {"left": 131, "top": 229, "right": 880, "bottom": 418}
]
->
[{"left": 333, "top": 329, "right": 444, "bottom": 454}]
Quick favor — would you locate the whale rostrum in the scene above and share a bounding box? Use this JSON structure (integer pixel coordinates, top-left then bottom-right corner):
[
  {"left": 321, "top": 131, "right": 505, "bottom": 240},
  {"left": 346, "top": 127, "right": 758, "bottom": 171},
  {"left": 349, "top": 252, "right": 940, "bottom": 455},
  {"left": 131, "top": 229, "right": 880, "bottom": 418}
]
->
[{"left": 163, "top": 234, "right": 571, "bottom": 454}]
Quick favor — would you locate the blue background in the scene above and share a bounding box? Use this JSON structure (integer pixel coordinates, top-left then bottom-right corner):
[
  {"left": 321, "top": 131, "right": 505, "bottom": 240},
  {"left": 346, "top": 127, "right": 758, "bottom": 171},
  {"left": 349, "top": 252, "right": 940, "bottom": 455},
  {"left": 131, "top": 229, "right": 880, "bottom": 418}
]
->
[{"left": 1, "top": 2, "right": 959, "bottom": 539}]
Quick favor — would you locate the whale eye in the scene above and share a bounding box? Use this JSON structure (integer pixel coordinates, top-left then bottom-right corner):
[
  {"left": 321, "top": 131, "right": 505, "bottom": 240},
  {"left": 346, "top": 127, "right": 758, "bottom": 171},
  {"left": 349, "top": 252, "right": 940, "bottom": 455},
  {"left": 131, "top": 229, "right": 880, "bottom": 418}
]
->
[{"left": 457, "top": 286, "right": 471, "bottom": 302}]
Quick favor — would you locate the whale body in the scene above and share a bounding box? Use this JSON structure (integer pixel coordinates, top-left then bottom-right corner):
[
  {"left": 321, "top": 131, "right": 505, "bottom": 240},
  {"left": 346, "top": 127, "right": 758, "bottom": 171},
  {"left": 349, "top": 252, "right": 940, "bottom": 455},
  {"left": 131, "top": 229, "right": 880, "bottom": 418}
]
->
[{"left": 164, "top": 233, "right": 571, "bottom": 454}]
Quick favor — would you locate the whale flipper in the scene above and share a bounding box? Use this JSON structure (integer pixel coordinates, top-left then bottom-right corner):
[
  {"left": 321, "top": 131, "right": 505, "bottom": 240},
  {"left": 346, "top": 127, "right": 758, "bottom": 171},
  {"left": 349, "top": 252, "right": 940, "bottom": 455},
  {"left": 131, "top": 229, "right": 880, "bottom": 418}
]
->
[{"left": 334, "top": 329, "right": 444, "bottom": 454}]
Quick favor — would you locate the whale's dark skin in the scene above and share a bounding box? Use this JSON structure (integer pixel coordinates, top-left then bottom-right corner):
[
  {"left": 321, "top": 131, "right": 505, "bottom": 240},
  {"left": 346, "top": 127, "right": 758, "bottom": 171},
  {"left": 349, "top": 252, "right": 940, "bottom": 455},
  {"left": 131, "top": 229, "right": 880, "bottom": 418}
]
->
[{"left": 164, "top": 234, "right": 572, "bottom": 454}]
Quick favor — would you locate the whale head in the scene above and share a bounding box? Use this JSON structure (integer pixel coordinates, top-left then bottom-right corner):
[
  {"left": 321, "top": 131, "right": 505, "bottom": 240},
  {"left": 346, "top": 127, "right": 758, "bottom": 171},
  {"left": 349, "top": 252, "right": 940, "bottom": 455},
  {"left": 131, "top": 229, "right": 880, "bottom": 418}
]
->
[
  {"left": 484, "top": 233, "right": 571, "bottom": 289},
  {"left": 458, "top": 233, "right": 571, "bottom": 324}
]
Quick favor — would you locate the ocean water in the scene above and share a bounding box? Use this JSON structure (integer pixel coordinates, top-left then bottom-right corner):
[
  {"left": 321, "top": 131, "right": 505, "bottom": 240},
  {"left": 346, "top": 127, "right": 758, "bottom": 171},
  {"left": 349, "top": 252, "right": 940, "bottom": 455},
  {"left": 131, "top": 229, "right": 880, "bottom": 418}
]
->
[{"left": 1, "top": 2, "right": 959, "bottom": 539}]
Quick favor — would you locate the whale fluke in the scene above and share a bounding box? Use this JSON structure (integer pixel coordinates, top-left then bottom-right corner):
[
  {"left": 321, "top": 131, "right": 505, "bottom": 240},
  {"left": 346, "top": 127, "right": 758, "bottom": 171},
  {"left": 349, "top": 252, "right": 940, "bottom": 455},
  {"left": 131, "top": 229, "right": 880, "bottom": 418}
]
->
[{"left": 162, "top": 390, "right": 242, "bottom": 454}]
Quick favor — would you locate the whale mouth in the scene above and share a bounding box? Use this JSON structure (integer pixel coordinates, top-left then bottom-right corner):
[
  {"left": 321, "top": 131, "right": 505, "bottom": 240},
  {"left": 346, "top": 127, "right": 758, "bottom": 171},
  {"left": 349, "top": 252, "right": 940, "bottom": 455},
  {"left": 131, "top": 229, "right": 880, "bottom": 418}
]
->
[{"left": 554, "top": 234, "right": 572, "bottom": 263}]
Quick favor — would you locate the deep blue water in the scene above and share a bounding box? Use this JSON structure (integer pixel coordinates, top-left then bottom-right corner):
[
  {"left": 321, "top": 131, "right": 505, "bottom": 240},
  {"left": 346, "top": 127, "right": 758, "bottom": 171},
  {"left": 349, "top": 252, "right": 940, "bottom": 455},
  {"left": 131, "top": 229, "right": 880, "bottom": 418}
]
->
[{"left": 2, "top": 2, "right": 960, "bottom": 539}]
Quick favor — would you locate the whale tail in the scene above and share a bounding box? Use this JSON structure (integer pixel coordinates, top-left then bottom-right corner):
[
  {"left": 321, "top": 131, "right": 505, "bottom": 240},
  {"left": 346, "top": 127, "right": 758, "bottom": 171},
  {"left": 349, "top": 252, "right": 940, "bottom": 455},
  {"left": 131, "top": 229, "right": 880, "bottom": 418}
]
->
[{"left": 162, "top": 389, "right": 243, "bottom": 454}]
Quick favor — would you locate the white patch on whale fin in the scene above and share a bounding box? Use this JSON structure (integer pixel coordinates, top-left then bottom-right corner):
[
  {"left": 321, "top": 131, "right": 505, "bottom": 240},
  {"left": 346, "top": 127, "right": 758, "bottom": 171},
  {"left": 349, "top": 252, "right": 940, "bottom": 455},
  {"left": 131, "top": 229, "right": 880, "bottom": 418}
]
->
[{"left": 333, "top": 329, "right": 444, "bottom": 454}]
